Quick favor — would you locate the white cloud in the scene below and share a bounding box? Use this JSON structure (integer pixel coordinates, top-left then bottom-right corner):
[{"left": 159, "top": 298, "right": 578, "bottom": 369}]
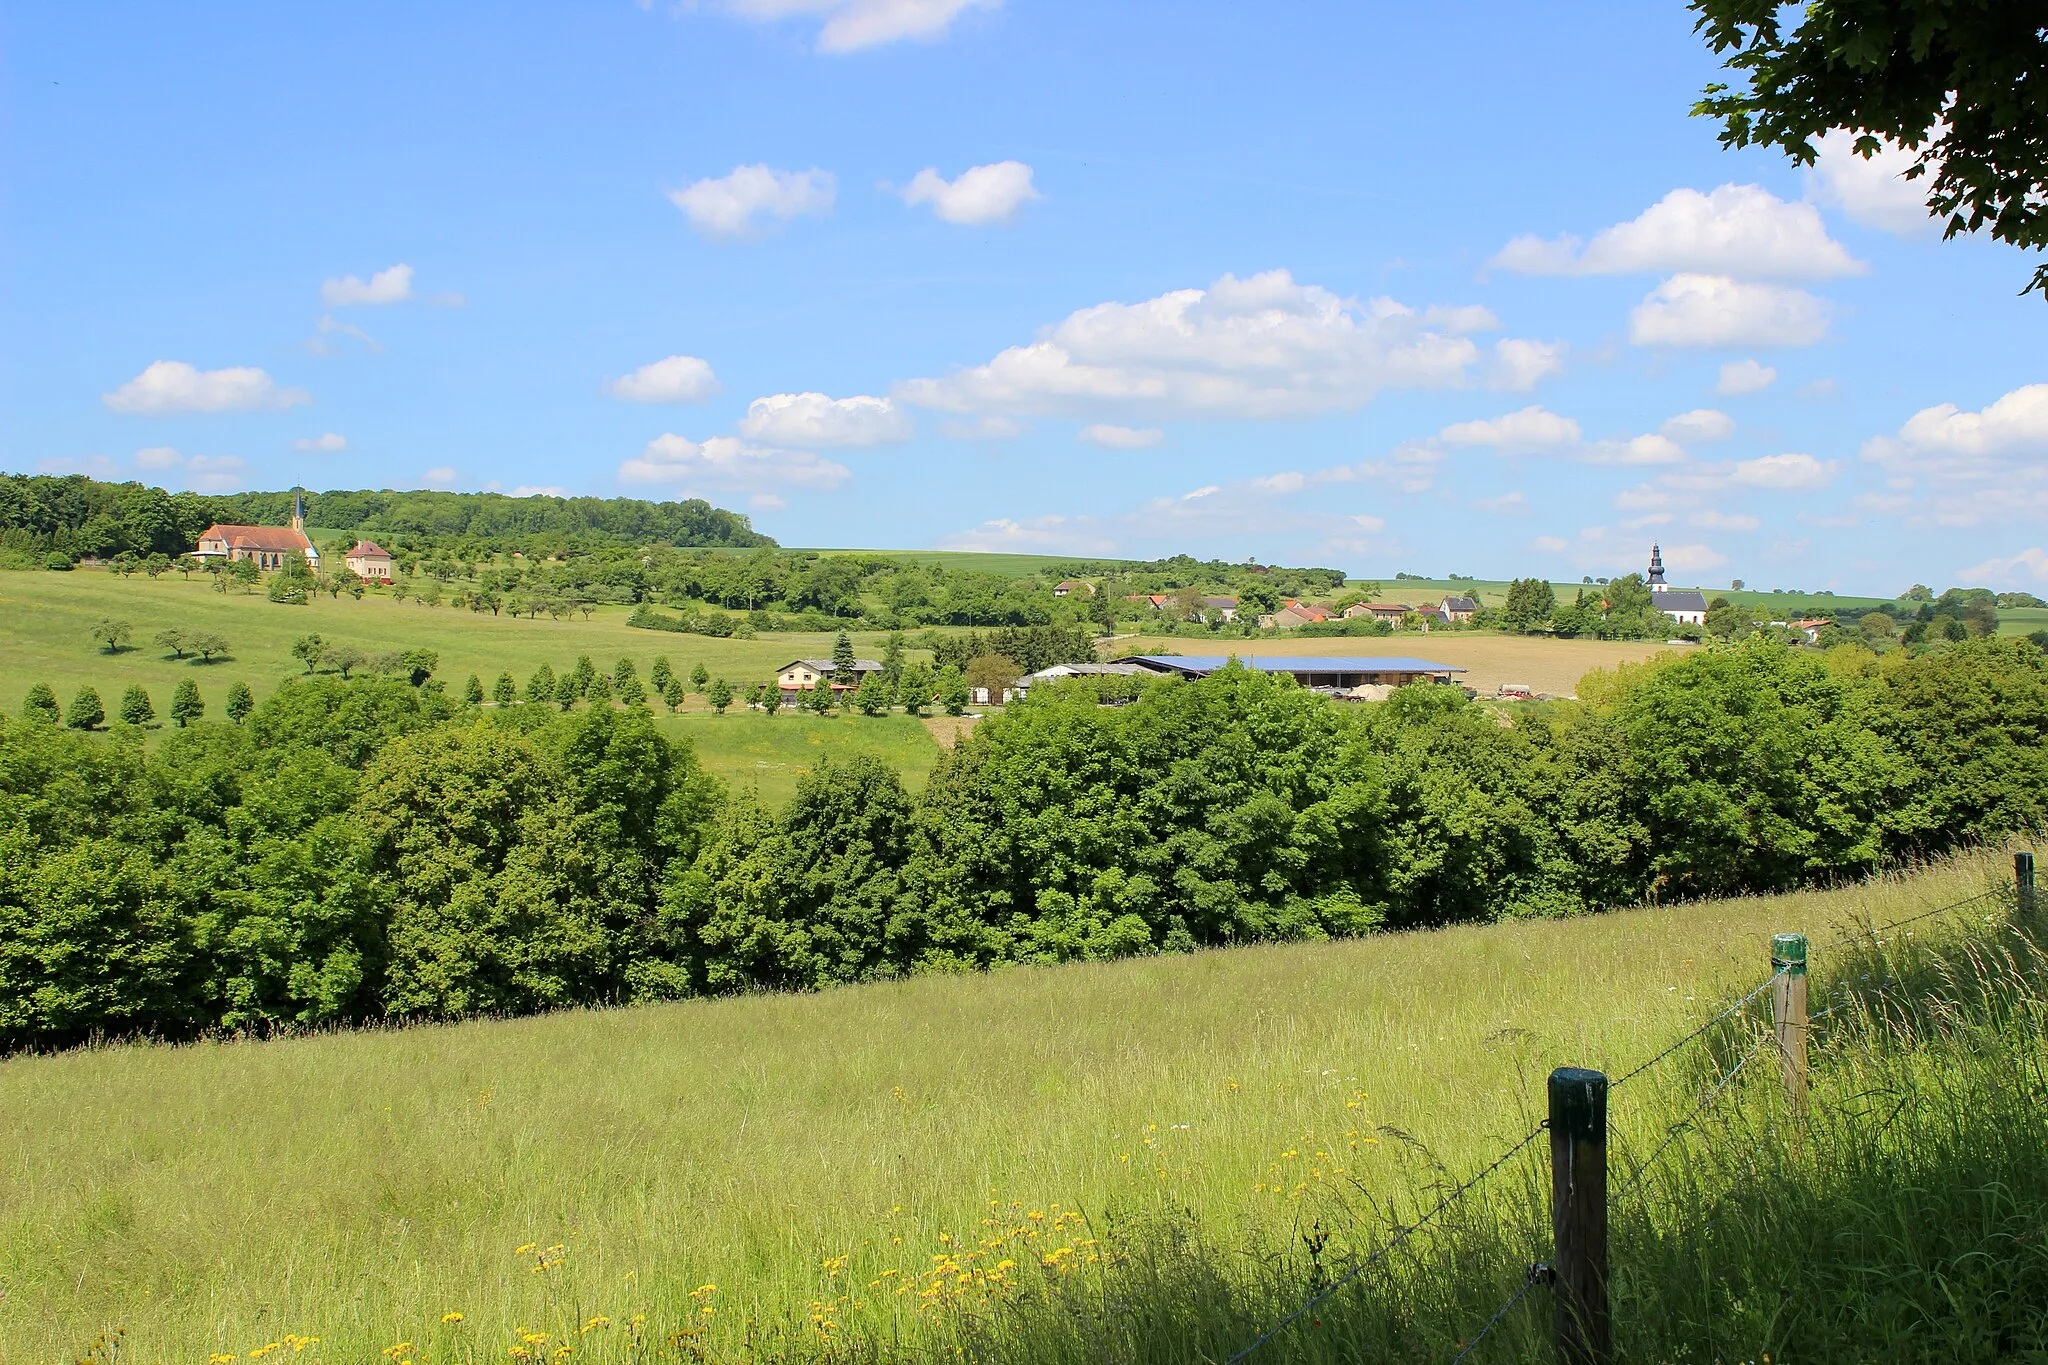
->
[
  {"left": 1628, "top": 274, "right": 1831, "bottom": 348},
  {"left": 1959, "top": 547, "right": 2048, "bottom": 587},
  {"left": 738, "top": 392, "right": 912, "bottom": 446},
  {"left": 1438, "top": 405, "right": 1581, "bottom": 452},
  {"left": 422, "top": 466, "right": 461, "bottom": 490},
  {"left": 1731, "top": 452, "right": 1834, "bottom": 490},
  {"left": 750, "top": 493, "right": 789, "bottom": 512},
  {"left": 902, "top": 160, "right": 1038, "bottom": 225},
  {"left": 939, "top": 415, "right": 1026, "bottom": 440},
  {"left": 1491, "top": 184, "right": 1862, "bottom": 279},
  {"left": 103, "top": 361, "right": 310, "bottom": 415},
  {"left": 123, "top": 446, "right": 246, "bottom": 491},
  {"left": 37, "top": 455, "right": 123, "bottom": 477},
  {"left": 306, "top": 314, "right": 382, "bottom": 356},
  {"left": 1079, "top": 423, "right": 1164, "bottom": 449},
  {"left": 1661, "top": 408, "right": 1735, "bottom": 443},
  {"left": 1584, "top": 433, "right": 1689, "bottom": 466},
  {"left": 1531, "top": 535, "right": 1570, "bottom": 553},
  {"left": 293, "top": 432, "right": 349, "bottom": 453},
  {"left": 1487, "top": 337, "right": 1565, "bottom": 391},
  {"left": 721, "top": 0, "right": 996, "bottom": 53},
  {"left": 619, "top": 432, "right": 850, "bottom": 492},
  {"left": 322, "top": 264, "right": 414, "bottom": 306},
  {"left": 896, "top": 269, "right": 1503, "bottom": 420},
  {"left": 510, "top": 485, "right": 569, "bottom": 498},
  {"left": 1810, "top": 130, "right": 1942, "bottom": 236},
  {"left": 669, "top": 165, "right": 834, "bottom": 239},
  {"left": 1862, "top": 384, "right": 2048, "bottom": 483},
  {"left": 133, "top": 445, "right": 184, "bottom": 470},
  {"left": 1716, "top": 358, "right": 1777, "bottom": 395},
  {"left": 608, "top": 355, "right": 722, "bottom": 403},
  {"left": 1474, "top": 491, "right": 1529, "bottom": 515}
]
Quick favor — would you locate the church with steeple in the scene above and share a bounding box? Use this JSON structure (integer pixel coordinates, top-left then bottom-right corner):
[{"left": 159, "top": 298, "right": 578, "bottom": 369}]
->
[
  {"left": 1646, "top": 544, "right": 1708, "bottom": 626},
  {"left": 191, "top": 490, "right": 322, "bottom": 571}
]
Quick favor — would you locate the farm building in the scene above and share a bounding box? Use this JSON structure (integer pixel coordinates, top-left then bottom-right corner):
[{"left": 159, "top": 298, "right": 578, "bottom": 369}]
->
[
  {"left": 1439, "top": 595, "right": 1479, "bottom": 623},
  {"left": 1258, "top": 600, "right": 1331, "bottom": 629},
  {"left": 1126, "top": 655, "right": 1466, "bottom": 690},
  {"left": 1011, "top": 661, "right": 1146, "bottom": 696}
]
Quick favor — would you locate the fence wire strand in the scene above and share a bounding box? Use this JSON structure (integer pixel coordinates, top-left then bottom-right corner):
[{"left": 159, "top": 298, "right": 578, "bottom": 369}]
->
[
  {"left": 1609, "top": 969, "right": 1782, "bottom": 1090},
  {"left": 1446, "top": 1263, "right": 1549, "bottom": 1365},
  {"left": 1223, "top": 1120, "right": 1549, "bottom": 1364},
  {"left": 1820, "top": 888, "right": 2001, "bottom": 952},
  {"left": 1612, "top": 1031, "right": 1773, "bottom": 1202}
]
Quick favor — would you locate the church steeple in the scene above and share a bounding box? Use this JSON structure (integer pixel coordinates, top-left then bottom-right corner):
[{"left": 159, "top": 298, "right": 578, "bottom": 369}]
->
[
  {"left": 291, "top": 489, "right": 306, "bottom": 533},
  {"left": 1647, "top": 543, "right": 1668, "bottom": 591}
]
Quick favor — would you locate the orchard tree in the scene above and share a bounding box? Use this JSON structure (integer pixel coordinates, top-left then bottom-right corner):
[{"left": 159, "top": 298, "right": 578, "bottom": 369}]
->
[
  {"left": 224, "top": 681, "right": 255, "bottom": 725},
  {"left": 493, "top": 672, "right": 518, "bottom": 706},
  {"left": 324, "top": 644, "right": 366, "bottom": 679},
  {"left": 170, "top": 679, "right": 204, "bottom": 727},
  {"left": 292, "top": 634, "right": 326, "bottom": 673},
  {"left": 462, "top": 674, "right": 486, "bottom": 706},
  {"left": 66, "top": 686, "right": 105, "bottom": 731},
  {"left": 854, "top": 669, "right": 891, "bottom": 716},
  {"left": 649, "top": 656, "right": 675, "bottom": 697},
  {"left": 689, "top": 661, "right": 710, "bottom": 694},
  {"left": 526, "top": 663, "right": 556, "bottom": 704},
  {"left": 899, "top": 660, "right": 934, "bottom": 716},
  {"left": 761, "top": 682, "right": 782, "bottom": 717},
  {"left": 1692, "top": 0, "right": 2048, "bottom": 297},
  {"left": 89, "top": 618, "right": 132, "bottom": 654},
  {"left": 938, "top": 665, "right": 970, "bottom": 716},
  {"left": 707, "top": 677, "right": 733, "bottom": 714},
  {"left": 661, "top": 674, "right": 685, "bottom": 711},
  {"left": 190, "top": 631, "right": 230, "bottom": 662},
  {"left": 153, "top": 627, "right": 188, "bottom": 659}
]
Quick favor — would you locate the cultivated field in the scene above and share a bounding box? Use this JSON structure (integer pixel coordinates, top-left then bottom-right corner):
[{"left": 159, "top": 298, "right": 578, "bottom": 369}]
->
[
  {"left": 0, "top": 571, "right": 943, "bottom": 796},
  {"left": 1113, "top": 631, "right": 1697, "bottom": 697},
  {"left": 0, "top": 851, "right": 2024, "bottom": 1364}
]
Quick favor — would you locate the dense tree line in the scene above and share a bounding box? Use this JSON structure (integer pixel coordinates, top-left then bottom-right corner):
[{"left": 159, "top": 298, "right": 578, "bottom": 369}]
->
[
  {"left": 5, "top": 636, "right": 2046, "bottom": 1046},
  {"left": 0, "top": 474, "right": 771, "bottom": 566}
]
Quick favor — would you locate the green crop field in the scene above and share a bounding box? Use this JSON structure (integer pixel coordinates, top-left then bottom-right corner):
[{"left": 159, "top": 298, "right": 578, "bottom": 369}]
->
[
  {"left": 801, "top": 549, "right": 1130, "bottom": 577},
  {"left": 0, "top": 570, "right": 948, "bottom": 797},
  {"left": 3, "top": 848, "right": 2039, "bottom": 1364}
]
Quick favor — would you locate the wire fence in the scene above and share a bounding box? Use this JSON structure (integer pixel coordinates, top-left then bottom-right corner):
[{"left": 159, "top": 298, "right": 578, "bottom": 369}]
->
[{"left": 1223, "top": 877, "right": 2018, "bottom": 1365}]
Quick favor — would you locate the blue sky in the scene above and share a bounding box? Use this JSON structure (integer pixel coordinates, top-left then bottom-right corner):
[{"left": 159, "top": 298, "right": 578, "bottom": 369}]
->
[{"left": 6, "top": 2, "right": 2045, "bottom": 594}]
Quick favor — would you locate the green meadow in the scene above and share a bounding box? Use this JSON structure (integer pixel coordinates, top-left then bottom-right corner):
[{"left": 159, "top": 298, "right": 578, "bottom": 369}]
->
[
  {"left": 3, "top": 848, "right": 2041, "bottom": 1364},
  {"left": 0, "top": 570, "right": 943, "bottom": 799}
]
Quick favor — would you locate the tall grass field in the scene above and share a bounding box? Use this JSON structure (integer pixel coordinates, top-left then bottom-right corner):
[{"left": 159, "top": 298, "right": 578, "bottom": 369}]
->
[{"left": 5, "top": 849, "right": 2042, "bottom": 1363}]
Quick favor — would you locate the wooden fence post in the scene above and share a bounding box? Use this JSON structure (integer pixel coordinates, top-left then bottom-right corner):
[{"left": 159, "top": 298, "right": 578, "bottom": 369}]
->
[
  {"left": 2017, "top": 852, "right": 2037, "bottom": 920},
  {"left": 1771, "top": 933, "right": 1808, "bottom": 1114},
  {"left": 1549, "top": 1067, "right": 1610, "bottom": 1365}
]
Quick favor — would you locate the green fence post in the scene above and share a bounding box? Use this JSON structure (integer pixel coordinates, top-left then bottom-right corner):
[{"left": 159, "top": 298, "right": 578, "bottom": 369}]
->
[{"left": 2017, "top": 852, "right": 2037, "bottom": 920}]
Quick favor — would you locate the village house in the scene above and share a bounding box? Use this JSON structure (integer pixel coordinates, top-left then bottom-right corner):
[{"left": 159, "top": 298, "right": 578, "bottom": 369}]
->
[
  {"left": 1343, "top": 602, "right": 1413, "bottom": 623},
  {"left": 344, "top": 540, "right": 394, "bottom": 580},
  {"left": 1052, "top": 579, "right": 1093, "bottom": 597},
  {"left": 190, "top": 491, "right": 320, "bottom": 572},
  {"left": 1438, "top": 595, "right": 1479, "bottom": 624},
  {"left": 1646, "top": 544, "right": 1709, "bottom": 626},
  {"left": 1202, "top": 595, "right": 1240, "bottom": 621},
  {"left": 775, "top": 657, "right": 884, "bottom": 693},
  {"left": 1257, "top": 600, "right": 1330, "bottom": 630}
]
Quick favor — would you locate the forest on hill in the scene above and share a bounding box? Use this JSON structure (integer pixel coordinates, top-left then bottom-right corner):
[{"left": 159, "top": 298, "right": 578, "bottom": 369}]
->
[
  {"left": 0, "top": 473, "right": 771, "bottom": 565},
  {"left": 4, "top": 634, "right": 2045, "bottom": 1046}
]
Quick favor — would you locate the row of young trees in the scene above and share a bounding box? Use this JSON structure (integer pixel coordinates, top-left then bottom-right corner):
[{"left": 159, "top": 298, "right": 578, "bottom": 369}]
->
[{"left": 5, "top": 635, "right": 2046, "bottom": 1045}]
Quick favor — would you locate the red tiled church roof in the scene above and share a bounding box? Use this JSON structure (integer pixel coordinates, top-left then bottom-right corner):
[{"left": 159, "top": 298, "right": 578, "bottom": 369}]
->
[{"left": 198, "top": 524, "right": 314, "bottom": 554}]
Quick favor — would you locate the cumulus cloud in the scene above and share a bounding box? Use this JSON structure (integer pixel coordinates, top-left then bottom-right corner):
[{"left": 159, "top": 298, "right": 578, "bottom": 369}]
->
[
  {"left": 293, "top": 432, "right": 349, "bottom": 453},
  {"left": 720, "top": 0, "right": 997, "bottom": 53},
  {"left": 1438, "top": 405, "right": 1581, "bottom": 452},
  {"left": 1486, "top": 337, "right": 1566, "bottom": 391},
  {"left": 738, "top": 392, "right": 912, "bottom": 446},
  {"left": 133, "top": 445, "right": 184, "bottom": 470},
  {"left": 1661, "top": 409, "right": 1736, "bottom": 443},
  {"left": 1079, "top": 423, "right": 1164, "bottom": 449},
  {"left": 937, "top": 513, "right": 1121, "bottom": 555},
  {"left": 608, "top": 355, "right": 722, "bottom": 403},
  {"left": 669, "top": 165, "right": 835, "bottom": 239},
  {"left": 1661, "top": 543, "right": 1729, "bottom": 572},
  {"left": 1859, "top": 386, "right": 2048, "bottom": 523},
  {"left": 511, "top": 485, "right": 569, "bottom": 498},
  {"left": 322, "top": 264, "right": 413, "bottom": 306},
  {"left": 103, "top": 361, "right": 310, "bottom": 415},
  {"left": 1959, "top": 547, "right": 2048, "bottom": 587},
  {"left": 422, "top": 466, "right": 462, "bottom": 490},
  {"left": 1716, "top": 358, "right": 1777, "bottom": 395},
  {"left": 124, "top": 446, "right": 246, "bottom": 491},
  {"left": 1810, "top": 130, "right": 1942, "bottom": 236},
  {"left": 895, "top": 269, "right": 1509, "bottom": 420},
  {"left": 902, "top": 160, "right": 1038, "bottom": 224},
  {"left": 1491, "top": 184, "right": 1862, "bottom": 279},
  {"left": 619, "top": 432, "right": 850, "bottom": 492},
  {"left": 1628, "top": 274, "right": 1831, "bottom": 348}
]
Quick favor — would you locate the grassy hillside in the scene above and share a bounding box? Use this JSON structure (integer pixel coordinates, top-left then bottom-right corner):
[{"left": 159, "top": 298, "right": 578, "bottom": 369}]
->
[
  {"left": 1, "top": 850, "right": 2030, "bottom": 1364},
  {"left": 0, "top": 571, "right": 943, "bottom": 796}
]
